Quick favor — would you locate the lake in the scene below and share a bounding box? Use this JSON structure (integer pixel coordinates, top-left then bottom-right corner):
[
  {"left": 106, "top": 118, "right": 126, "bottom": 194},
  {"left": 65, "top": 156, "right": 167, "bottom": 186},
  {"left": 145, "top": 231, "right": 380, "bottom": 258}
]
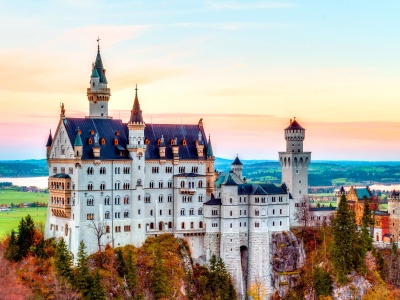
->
[{"left": 0, "top": 177, "right": 48, "bottom": 189}]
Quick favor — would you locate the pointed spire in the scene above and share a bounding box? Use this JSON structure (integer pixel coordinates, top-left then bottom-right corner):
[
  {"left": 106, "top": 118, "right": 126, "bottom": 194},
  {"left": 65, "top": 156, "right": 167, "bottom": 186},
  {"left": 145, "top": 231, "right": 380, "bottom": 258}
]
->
[
  {"left": 206, "top": 134, "right": 214, "bottom": 157},
  {"left": 93, "top": 39, "right": 107, "bottom": 84},
  {"left": 74, "top": 128, "right": 83, "bottom": 147},
  {"left": 232, "top": 155, "right": 243, "bottom": 166},
  {"left": 129, "top": 85, "right": 144, "bottom": 124},
  {"left": 46, "top": 129, "right": 53, "bottom": 147},
  {"left": 224, "top": 174, "right": 238, "bottom": 186}
]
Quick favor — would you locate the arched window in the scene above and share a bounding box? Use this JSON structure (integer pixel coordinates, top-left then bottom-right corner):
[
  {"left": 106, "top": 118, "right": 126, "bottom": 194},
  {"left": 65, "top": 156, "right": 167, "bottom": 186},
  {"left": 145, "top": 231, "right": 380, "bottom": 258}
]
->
[
  {"left": 190, "top": 222, "right": 194, "bottom": 229},
  {"left": 87, "top": 198, "right": 94, "bottom": 206},
  {"left": 101, "top": 138, "right": 106, "bottom": 145},
  {"left": 168, "top": 222, "right": 173, "bottom": 229},
  {"left": 124, "top": 210, "right": 129, "bottom": 218},
  {"left": 104, "top": 197, "right": 110, "bottom": 205},
  {"left": 180, "top": 208, "right": 185, "bottom": 216},
  {"left": 198, "top": 180, "right": 203, "bottom": 188},
  {"left": 105, "top": 211, "right": 110, "bottom": 219},
  {"left": 198, "top": 208, "right": 203, "bottom": 215},
  {"left": 137, "top": 179, "right": 142, "bottom": 186},
  {"left": 88, "top": 138, "right": 93, "bottom": 145},
  {"left": 182, "top": 139, "right": 187, "bottom": 146},
  {"left": 181, "top": 222, "right": 185, "bottom": 229},
  {"left": 114, "top": 138, "right": 119, "bottom": 146},
  {"left": 150, "top": 223, "right": 154, "bottom": 230},
  {"left": 100, "top": 182, "right": 105, "bottom": 190},
  {"left": 180, "top": 181, "right": 185, "bottom": 188},
  {"left": 88, "top": 183, "right": 93, "bottom": 190},
  {"left": 199, "top": 221, "right": 203, "bottom": 228},
  {"left": 190, "top": 208, "right": 194, "bottom": 215}
]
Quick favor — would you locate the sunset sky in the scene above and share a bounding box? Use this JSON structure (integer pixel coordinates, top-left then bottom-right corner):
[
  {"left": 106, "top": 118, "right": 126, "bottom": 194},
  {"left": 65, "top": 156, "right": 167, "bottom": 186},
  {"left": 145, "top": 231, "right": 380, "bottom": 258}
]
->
[{"left": 1, "top": 1, "right": 400, "bottom": 161}]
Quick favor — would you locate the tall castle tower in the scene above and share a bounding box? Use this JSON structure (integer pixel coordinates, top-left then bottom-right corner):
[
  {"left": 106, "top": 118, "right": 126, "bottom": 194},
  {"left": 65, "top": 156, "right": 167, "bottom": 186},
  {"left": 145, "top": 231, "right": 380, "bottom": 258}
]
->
[
  {"left": 279, "top": 118, "right": 311, "bottom": 225},
  {"left": 87, "top": 41, "right": 111, "bottom": 118}
]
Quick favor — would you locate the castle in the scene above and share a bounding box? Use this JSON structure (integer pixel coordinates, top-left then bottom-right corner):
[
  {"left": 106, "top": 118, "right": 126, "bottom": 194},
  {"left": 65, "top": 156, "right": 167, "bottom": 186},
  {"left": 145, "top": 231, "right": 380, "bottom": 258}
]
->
[{"left": 44, "top": 45, "right": 311, "bottom": 298}]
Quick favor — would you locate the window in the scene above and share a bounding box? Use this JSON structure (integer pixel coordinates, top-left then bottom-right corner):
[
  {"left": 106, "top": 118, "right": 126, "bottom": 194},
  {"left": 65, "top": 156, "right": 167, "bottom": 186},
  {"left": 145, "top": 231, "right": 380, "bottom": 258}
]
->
[
  {"left": 152, "top": 167, "right": 159, "bottom": 173},
  {"left": 101, "top": 138, "right": 106, "bottom": 145},
  {"left": 190, "top": 208, "right": 194, "bottom": 215},
  {"left": 279, "top": 197, "right": 283, "bottom": 202},
  {"left": 255, "top": 197, "right": 259, "bottom": 203},
  {"left": 124, "top": 196, "right": 130, "bottom": 204},
  {"left": 261, "top": 197, "right": 265, "bottom": 203},
  {"left": 137, "top": 179, "right": 142, "bottom": 186},
  {"left": 230, "top": 210, "right": 233, "bottom": 216},
  {"left": 168, "top": 181, "right": 172, "bottom": 188},
  {"left": 123, "top": 167, "right": 130, "bottom": 174},
  {"left": 104, "top": 197, "right": 110, "bottom": 205},
  {"left": 100, "top": 182, "right": 105, "bottom": 190},
  {"left": 105, "top": 211, "right": 110, "bottom": 219},
  {"left": 115, "top": 212, "right": 120, "bottom": 218},
  {"left": 192, "top": 166, "right": 198, "bottom": 173},
  {"left": 100, "top": 167, "right": 106, "bottom": 174},
  {"left": 190, "top": 222, "right": 194, "bottom": 229},
  {"left": 159, "top": 210, "right": 162, "bottom": 216},
  {"left": 180, "top": 181, "right": 185, "bottom": 188},
  {"left": 181, "top": 222, "right": 185, "bottom": 229},
  {"left": 61, "top": 167, "right": 65, "bottom": 174},
  {"left": 165, "top": 167, "right": 172, "bottom": 173},
  {"left": 159, "top": 181, "right": 163, "bottom": 188},
  {"left": 87, "top": 167, "right": 94, "bottom": 175},
  {"left": 88, "top": 183, "right": 93, "bottom": 190},
  {"left": 158, "top": 195, "right": 163, "bottom": 203},
  {"left": 145, "top": 195, "right": 151, "bottom": 203},
  {"left": 149, "top": 181, "right": 154, "bottom": 188},
  {"left": 150, "top": 210, "right": 153, "bottom": 216},
  {"left": 115, "top": 182, "right": 120, "bottom": 189},
  {"left": 180, "top": 209, "right": 185, "bottom": 216},
  {"left": 115, "top": 167, "right": 120, "bottom": 174},
  {"left": 198, "top": 195, "right": 203, "bottom": 202},
  {"left": 179, "top": 167, "right": 185, "bottom": 173},
  {"left": 87, "top": 213, "right": 94, "bottom": 220},
  {"left": 124, "top": 225, "right": 131, "bottom": 232},
  {"left": 150, "top": 223, "right": 154, "bottom": 229},
  {"left": 168, "top": 195, "right": 172, "bottom": 202},
  {"left": 124, "top": 210, "right": 129, "bottom": 218},
  {"left": 87, "top": 198, "right": 94, "bottom": 206},
  {"left": 273, "top": 209, "right": 275, "bottom": 215},
  {"left": 198, "top": 208, "right": 203, "bottom": 215},
  {"left": 169, "top": 209, "right": 172, "bottom": 215},
  {"left": 212, "top": 222, "right": 218, "bottom": 228},
  {"left": 115, "top": 196, "right": 120, "bottom": 205},
  {"left": 199, "top": 221, "right": 203, "bottom": 228},
  {"left": 115, "top": 226, "right": 121, "bottom": 232},
  {"left": 123, "top": 182, "right": 130, "bottom": 190},
  {"left": 255, "top": 222, "right": 259, "bottom": 228},
  {"left": 255, "top": 209, "right": 259, "bottom": 216},
  {"left": 280, "top": 209, "right": 282, "bottom": 214},
  {"left": 53, "top": 167, "right": 57, "bottom": 174},
  {"left": 69, "top": 167, "right": 73, "bottom": 174},
  {"left": 212, "top": 209, "right": 218, "bottom": 216},
  {"left": 106, "top": 226, "right": 110, "bottom": 233}
]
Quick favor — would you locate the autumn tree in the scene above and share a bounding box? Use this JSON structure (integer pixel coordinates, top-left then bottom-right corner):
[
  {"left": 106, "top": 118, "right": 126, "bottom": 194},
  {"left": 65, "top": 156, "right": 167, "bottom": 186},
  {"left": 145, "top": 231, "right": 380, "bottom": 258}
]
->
[
  {"left": 330, "top": 194, "right": 359, "bottom": 283},
  {"left": 151, "top": 245, "right": 171, "bottom": 299},
  {"left": 294, "top": 195, "right": 314, "bottom": 228},
  {"left": 247, "top": 276, "right": 268, "bottom": 300}
]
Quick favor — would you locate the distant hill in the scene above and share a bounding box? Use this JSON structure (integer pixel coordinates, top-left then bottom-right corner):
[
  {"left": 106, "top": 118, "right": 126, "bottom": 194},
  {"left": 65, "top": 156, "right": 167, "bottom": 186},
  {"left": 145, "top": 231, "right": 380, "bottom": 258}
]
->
[{"left": 1, "top": 158, "right": 400, "bottom": 187}]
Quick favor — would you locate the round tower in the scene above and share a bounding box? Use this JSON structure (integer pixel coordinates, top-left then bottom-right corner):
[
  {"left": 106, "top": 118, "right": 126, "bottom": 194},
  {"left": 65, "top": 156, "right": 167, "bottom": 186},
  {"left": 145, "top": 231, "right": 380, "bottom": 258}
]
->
[
  {"left": 278, "top": 118, "right": 311, "bottom": 226},
  {"left": 388, "top": 190, "right": 400, "bottom": 242}
]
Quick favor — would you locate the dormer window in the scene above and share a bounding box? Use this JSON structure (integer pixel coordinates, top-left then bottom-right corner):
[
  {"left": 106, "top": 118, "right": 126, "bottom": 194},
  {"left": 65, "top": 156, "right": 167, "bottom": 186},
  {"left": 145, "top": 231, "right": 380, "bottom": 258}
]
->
[
  {"left": 114, "top": 138, "right": 119, "bottom": 146},
  {"left": 90, "top": 130, "right": 94, "bottom": 135},
  {"left": 170, "top": 139, "right": 174, "bottom": 145},
  {"left": 182, "top": 139, "right": 187, "bottom": 146},
  {"left": 101, "top": 138, "right": 106, "bottom": 145},
  {"left": 157, "top": 139, "right": 161, "bottom": 146},
  {"left": 115, "top": 131, "right": 120, "bottom": 136},
  {"left": 145, "top": 138, "right": 149, "bottom": 145},
  {"left": 88, "top": 138, "right": 93, "bottom": 145}
]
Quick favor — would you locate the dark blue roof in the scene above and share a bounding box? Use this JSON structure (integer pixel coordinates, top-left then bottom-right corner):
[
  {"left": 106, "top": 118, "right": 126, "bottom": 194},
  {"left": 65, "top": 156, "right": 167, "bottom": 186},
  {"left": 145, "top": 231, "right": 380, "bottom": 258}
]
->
[
  {"left": 51, "top": 174, "right": 71, "bottom": 179},
  {"left": 237, "top": 183, "right": 286, "bottom": 195},
  {"left": 310, "top": 207, "right": 337, "bottom": 211},
  {"left": 204, "top": 194, "right": 222, "bottom": 205},
  {"left": 142, "top": 123, "right": 208, "bottom": 160},
  {"left": 46, "top": 130, "right": 53, "bottom": 147},
  {"left": 232, "top": 156, "right": 243, "bottom": 165},
  {"left": 64, "top": 118, "right": 130, "bottom": 160}
]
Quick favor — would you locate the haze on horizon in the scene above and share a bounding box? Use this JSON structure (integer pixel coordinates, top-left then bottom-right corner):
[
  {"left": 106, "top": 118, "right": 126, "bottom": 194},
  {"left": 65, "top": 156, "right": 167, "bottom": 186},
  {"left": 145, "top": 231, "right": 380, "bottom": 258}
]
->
[{"left": 1, "top": 1, "right": 400, "bottom": 161}]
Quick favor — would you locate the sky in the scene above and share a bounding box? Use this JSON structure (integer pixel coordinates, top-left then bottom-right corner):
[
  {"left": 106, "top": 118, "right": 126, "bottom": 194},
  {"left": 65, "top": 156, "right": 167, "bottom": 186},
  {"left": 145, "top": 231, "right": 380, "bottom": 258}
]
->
[{"left": 1, "top": 0, "right": 400, "bottom": 161}]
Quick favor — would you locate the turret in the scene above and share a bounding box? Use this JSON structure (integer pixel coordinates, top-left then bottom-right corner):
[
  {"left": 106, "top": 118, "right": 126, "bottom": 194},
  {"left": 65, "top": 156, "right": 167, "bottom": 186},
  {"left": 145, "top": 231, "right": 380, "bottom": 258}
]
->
[
  {"left": 231, "top": 155, "right": 243, "bottom": 180},
  {"left": 46, "top": 130, "right": 53, "bottom": 158},
  {"left": 74, "top": 129, "right": 83, "bottom": 158},
  {"left": 284, "top": 118, "right": 305, "bottom": 152},
  {"left": 206, "top": 134, "right": 216, "bottom": 196},
  {"left": 87, "top": 41, "right": 111, "bottom": 118},
  {"left": 127, "top": 85, "right": 146, "bottom": 150}
]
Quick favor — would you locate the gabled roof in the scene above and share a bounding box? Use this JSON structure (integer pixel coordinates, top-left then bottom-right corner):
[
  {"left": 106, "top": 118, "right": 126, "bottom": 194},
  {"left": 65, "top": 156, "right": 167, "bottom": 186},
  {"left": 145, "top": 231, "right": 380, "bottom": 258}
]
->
[
  {"left": 237, "top": 183, "right": 286, "bottom": 195},
  {"left": 141, "top": 123, "right": 208, "bottom": 160},
  {"left": 129, "top": 88, "right": 144, "bottom": 124},
  {"left": 204, "top": 194, "right": 222, "bottom": 206},
  {"left": 355, "top": 187, "right": 371, "bottom": 200},
  {"left": 232, "top": 156, "right": 243, "bottom": 165},
  {"left": 64, "top": 118, "right": 129, "bottom": 160},
  {"left": 46, "top": 130, "right": 53, "bottom": 147},
  {"left": 224, "top": 174, "right": 238, "bottom": 186},
  {"left": 285, "top": 119, "right": 305, "bottom": 130}
]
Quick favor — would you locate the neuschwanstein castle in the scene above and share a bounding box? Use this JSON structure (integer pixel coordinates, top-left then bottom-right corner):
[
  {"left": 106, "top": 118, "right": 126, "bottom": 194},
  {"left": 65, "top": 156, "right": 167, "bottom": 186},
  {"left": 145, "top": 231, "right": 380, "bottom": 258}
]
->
[{"left": 45, "top": 45, "right": 311, "bottom": 298}]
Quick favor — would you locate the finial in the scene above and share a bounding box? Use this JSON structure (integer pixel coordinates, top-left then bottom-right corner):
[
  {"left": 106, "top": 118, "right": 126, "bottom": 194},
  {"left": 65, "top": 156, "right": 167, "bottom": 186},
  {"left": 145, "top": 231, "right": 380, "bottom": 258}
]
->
[
  {"left": 135, "top": 84, "right": 138, "bottom": 96},
  {"left": 60, "top": 102, "right": 65, "bottom": 116},
  {"left": 97, "top": 37, "right": 101, "bottom": 52}
]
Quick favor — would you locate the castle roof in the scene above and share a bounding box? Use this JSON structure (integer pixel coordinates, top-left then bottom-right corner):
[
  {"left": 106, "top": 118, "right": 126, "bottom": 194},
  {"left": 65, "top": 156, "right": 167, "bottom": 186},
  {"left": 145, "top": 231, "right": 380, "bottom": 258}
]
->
[
  {"left": 232, "top": 155, "right": 243, "bottom": 165},
  {"left": 142, "top": 123, "right": 208, "bottom": 160},
  {"left": 94, "top": 48, "right": 107, "bottom": 83},
  {"left": 237, "top": 183, "right": 287, "bottom": 195},
  {"left": 46, "top": 130, "right": 53, "bottom": 147},
  {"left": 204, "top": 194, "right": 222, "bottom": 205},
  {"left": 224, "top": 174, "right": 238, "bottom": 186},
  {"left": 50, "top": 174, "right": 71, "bottom": 179},
  {"left": 206, "top": 135, "right": 214, "bottom": 157},
  {"left": 354, "top": 187, "right": 371, "bottom": 200},
  {"left": 285, "top": 119, "right": 304, "bottom": 130},
  {"left": 129, "top": 87, "right": 144, "bottom": 124}
]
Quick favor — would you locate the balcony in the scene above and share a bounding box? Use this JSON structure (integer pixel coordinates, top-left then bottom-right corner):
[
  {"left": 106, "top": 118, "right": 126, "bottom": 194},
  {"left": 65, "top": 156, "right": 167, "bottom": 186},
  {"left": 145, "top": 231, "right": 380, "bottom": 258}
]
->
[{"left": 180, "top": 188, "right": 196, "bottom": 195}]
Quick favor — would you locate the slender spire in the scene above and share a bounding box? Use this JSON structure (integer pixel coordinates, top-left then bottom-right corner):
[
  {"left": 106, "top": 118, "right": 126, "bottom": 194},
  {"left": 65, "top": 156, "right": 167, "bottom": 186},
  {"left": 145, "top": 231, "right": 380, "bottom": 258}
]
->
[
  {"left": 94, "top": 38, "right": 107, "bottom": 84},
  {"left": 232, "top": 155, "right": 243, "bottom": 166},
  {"left": 129, "top": 85, "right": 144, "bottom": 124},
  {"left": 206, "top": 134, "right": 214, "bottom": 157},
  {"left": 46, "top": 129, "right": 53, "bottom": 147},
  {"left": 74, "top": 128, "right": 83, "bottom": 147}
]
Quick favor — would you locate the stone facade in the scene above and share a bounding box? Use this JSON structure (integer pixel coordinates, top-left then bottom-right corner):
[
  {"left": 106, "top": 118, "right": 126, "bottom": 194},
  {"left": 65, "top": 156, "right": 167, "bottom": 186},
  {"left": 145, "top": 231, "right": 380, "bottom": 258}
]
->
[{"left": 45, "top": 46, "right": 310, "bottom": 299}]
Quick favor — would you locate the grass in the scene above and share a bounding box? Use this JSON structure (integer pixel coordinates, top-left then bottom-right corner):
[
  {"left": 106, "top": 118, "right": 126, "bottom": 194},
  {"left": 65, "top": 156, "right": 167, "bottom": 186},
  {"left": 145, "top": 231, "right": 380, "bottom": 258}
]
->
[
  {"left": 0, "top": 207, "right": 47, "bottom": 237},
  {"left": 0, "top": 189, "right": 48, "bottom": 206},
  {"left": 0, "top": 189, "right": 48, "bottom": 237}
]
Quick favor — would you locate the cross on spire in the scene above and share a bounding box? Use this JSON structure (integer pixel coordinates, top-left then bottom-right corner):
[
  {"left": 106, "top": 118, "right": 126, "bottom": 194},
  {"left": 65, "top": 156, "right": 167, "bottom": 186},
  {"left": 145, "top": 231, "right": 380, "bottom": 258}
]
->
[
  {"left": 97, "top": 37, "right": 101, "bottom": 52},
  {"left": 135, "top": 84, "right": 138, "bottom": 96}
]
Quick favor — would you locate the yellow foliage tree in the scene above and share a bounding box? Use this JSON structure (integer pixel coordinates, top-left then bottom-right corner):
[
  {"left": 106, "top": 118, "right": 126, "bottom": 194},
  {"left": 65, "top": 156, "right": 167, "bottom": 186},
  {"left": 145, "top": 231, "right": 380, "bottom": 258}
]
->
[{"left": 247, "top": 277, "right": 268, "bottom": 300}]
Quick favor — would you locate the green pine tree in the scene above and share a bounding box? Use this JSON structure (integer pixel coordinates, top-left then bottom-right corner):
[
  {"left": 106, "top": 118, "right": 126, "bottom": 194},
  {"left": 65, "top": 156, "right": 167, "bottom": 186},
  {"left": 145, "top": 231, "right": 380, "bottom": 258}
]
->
[
  {"left": 17, "top": 215, "right": 35, "bottom": 258},
  {"left": 54, "top": 238, "right": 73, "bottom": 279},
  {"left": 313, "top": 266, "right": 333, "bottom": 298},
  {"left": 5, "top": 229, "right": 20, "bottom": 261},
  {"left": 360, "top": 199, "right": 373, "bottom": 252},
  {"left": 331, "top": 194, "right": 359, "bottom": 283},
  {"left": 126, "top": 250, "right": 141, "bottom": 299},
  {"left": 151, "top": 245, "right": 170, "bottom": 299},
  {"left": 116, "top": 248, "right": 126, "bottom": 277},
  {"left": 87, "top": 269, "right": 105, "bottom": 300},
  {"left": 74, "top": 241, "right": 92, "bottom": 297}
]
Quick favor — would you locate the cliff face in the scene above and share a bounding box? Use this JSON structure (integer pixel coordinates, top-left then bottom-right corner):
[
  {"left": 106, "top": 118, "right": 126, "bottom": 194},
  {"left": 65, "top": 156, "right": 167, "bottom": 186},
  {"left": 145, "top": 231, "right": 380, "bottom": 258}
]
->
[{"left": 270, "top": 231, "right": 306, "bottom": 297}]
